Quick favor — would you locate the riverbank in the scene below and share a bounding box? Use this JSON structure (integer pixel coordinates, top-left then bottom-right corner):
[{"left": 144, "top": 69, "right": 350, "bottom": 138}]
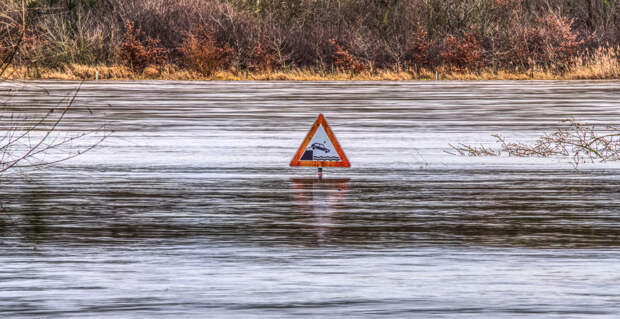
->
[
  {"left": 3, "top": 57, "right": 619, "bottom": 81},
  {"left": 3, "top": 1, "right": 619, "bottom": 82}
]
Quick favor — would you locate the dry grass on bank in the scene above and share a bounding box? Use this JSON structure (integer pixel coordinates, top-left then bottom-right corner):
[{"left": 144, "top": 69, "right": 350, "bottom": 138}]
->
[
  {"left": 565, "top": 47, "right": 620, "bottom": 79},
  {"left": 3, "top": 48, "right": 618, "bottom": 81}
]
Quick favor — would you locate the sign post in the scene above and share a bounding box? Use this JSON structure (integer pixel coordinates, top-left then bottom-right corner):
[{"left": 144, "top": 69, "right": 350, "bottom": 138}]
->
[{"left": 290, "top": 114, "right": 350, "bottom": 178}]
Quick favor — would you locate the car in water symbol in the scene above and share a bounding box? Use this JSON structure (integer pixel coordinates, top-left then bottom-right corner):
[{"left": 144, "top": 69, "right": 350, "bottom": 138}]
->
[{"left": 311, "top": 142, "right": 330, "bottom": 153}]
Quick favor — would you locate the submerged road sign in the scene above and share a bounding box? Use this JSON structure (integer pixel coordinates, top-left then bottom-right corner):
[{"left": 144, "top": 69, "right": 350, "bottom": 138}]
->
[{"left": 290, "top": 114, "right": 350, "bottom": 167}]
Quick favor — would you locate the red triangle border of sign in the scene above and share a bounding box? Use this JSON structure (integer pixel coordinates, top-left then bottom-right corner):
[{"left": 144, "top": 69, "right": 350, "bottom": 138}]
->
[{"left": 290, "top": 114, "right": 351, "bottom": 167}]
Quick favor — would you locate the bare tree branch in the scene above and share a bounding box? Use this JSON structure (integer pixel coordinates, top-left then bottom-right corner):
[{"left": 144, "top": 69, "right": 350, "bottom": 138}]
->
[{"left": 449, "top": 119, "right": 620, "bottom": 167}]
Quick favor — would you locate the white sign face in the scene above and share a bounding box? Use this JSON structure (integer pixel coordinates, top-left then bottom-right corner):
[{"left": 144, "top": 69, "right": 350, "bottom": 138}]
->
[{"left": 299, "top": 124, "right": 342, "bottom": 161}]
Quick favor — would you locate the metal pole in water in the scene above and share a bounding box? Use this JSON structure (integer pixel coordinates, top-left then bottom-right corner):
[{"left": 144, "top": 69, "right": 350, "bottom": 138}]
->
[
  {"left": 435, "top": 71, "right": 438, "bottom": 80},
  {"left": 318, "top": 167, "right": 323, "bottom": 179},
  {"left": 95, "top": 71, "right": 99, "bottom": 81}
]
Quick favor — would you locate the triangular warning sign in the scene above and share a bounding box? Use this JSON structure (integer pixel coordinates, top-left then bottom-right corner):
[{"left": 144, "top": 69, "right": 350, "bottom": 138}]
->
[{"left": 290, "top": 114, "right": 350, "bottom": 167}]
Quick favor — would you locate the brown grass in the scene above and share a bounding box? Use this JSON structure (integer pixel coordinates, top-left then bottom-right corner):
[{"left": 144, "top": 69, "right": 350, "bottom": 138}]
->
[
  {"left": 2, "top": 47, "right": 618, "bottom": 81},
  {"left": 566, "top": 47, "right": 620, "bottom": 80}
]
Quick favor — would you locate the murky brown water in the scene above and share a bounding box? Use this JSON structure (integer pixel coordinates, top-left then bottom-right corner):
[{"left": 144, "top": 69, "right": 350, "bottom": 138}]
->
[{"left": 2, "top": 80, "right": 620, "bottom": 318}]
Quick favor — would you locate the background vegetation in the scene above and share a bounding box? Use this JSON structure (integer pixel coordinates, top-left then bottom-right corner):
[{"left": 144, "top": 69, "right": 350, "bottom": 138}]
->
[{"left": 1, "top": 0, "right": 619, "bottom": 79}]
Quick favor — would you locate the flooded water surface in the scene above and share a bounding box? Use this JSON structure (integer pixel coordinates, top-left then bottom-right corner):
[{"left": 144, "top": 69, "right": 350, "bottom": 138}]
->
[{"left": 2, "top": 81, "right": 620, "bottom": 317}]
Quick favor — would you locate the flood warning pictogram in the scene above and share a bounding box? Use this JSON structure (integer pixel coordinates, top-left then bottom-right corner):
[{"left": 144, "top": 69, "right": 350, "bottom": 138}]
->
[{"left": 290, "top": 114, "right": 350, "bottom": 167}]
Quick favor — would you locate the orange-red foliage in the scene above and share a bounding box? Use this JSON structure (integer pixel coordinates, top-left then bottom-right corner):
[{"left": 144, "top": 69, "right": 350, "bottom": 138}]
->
[
  {"left": 328, "top": 39, "right": 366, "bottom": 73},
  {"left": 119, "top": 21, "right": 167, "bottom": 72},
  {"left": 249, "top": 38, "right": 278, "bottom": 72},
  {"left": 440, "top": 33, "right": 485, "bottom": 71},
  {"left": 178, "top": 26, "right": 232, "bottom": 75},
  {"left": 404, "top": 23, "right": 433, "bottom": 70}
]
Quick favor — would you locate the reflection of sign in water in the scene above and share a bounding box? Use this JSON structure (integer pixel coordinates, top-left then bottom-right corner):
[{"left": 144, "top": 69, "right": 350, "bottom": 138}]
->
[
  {"left": 290, "top": 178, "right": 350, "bottom": 240},
  {"left": 290, "top": 114, "right": 350, "bottom": 167}
]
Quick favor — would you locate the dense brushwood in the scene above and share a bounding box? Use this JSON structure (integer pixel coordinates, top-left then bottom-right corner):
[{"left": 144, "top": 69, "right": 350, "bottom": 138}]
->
[{"left": 1, "top": 0, "right": 619, "bottom": 77}]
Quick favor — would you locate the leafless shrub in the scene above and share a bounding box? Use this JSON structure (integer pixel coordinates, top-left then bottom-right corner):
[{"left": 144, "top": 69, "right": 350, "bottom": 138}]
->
[
  {"left": 1, "top": 1, "right": 115, "bottom": 71},
  {"left": 0, "top": 83, "right": 108, "bottom": 175},
  {"left": 1, "top": 4, "right": 108, "bottom": 175},
  {"left": 36, "top": 6, "right": 115, "bottom": 66},
  {"left": 1, "top": 0, "right": 32, "bottom": 77},
  {"left": 449, "top": 120, "right": 620, "bottom": 167},
  {"left": 447, "top": 143, "right": 500, "bottom": 157},
  {"left": 508, "top": 13, "right": 583, "bottom": 72}
]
